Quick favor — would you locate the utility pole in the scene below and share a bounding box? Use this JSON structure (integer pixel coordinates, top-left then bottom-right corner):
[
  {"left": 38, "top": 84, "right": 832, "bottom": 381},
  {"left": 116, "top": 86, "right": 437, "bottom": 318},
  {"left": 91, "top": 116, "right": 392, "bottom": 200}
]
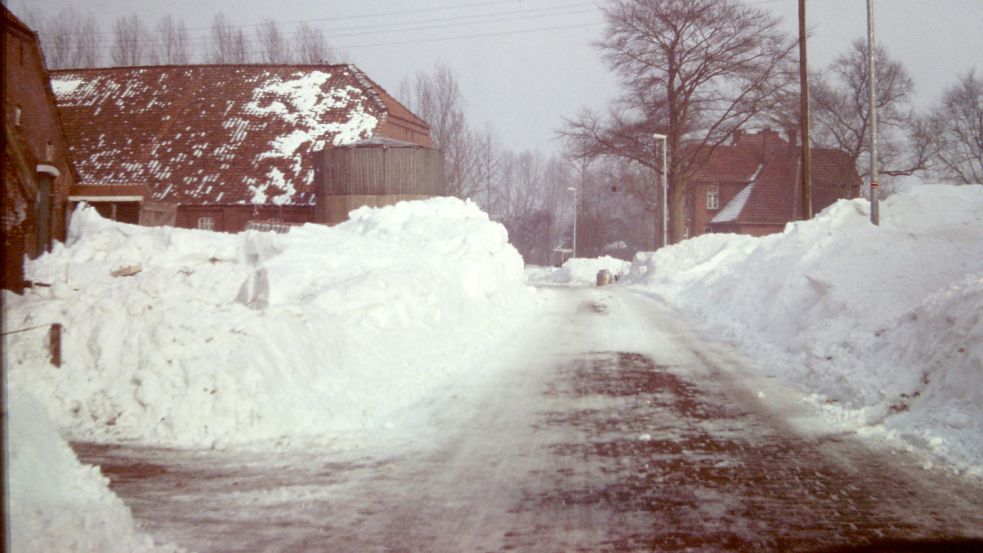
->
[
  {"left": 652, "top": 133, "right": 668, "bottom": 247},
  {"left": 867, "top": 0, "right": 880, "bottom": 225},
  {"left": 798, "top": 0, "right": 813, "bottom": 220},
  {"left": 567, "top": 186, "right": 577, "bottom": 258}
]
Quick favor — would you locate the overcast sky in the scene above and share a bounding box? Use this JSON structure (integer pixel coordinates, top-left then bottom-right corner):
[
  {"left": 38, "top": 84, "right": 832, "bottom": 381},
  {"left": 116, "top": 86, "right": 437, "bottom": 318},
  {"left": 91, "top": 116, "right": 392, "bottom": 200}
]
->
[{"left": 13, "top": 0, "right": 983, "bottom": 155}]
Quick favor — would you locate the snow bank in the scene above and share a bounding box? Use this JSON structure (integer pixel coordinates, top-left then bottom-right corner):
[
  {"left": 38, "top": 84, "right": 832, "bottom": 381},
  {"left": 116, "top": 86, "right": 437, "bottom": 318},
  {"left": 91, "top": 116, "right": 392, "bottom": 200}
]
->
[
  {"left": 6, "top": 388, "right": 184, "bottom": 552},
  {"left": 532, "top": 256, "right": 631, "bottom": 285},
  {"left": 625, "top": 184, "right": 983, "bottom": 472},
  {"left": 4, "top": 197, "right": 536, "bottom": 448}
]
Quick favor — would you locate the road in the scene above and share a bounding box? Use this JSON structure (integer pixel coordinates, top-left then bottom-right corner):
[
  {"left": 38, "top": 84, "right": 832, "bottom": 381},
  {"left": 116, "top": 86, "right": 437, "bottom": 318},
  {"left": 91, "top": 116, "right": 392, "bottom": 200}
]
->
[{"left": 75, "top": 287, "right": 983, "bottom": 552}]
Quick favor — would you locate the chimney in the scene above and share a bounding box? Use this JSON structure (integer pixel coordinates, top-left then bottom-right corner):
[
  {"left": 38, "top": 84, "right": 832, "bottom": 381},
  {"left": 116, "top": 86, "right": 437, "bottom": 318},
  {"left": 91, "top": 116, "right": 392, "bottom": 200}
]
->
[
  {"left": 732, "top": 129, "right": 744, "bottom": 145},
  {"left": 786, "top": 127, "right": 798, "bottom": 147}
]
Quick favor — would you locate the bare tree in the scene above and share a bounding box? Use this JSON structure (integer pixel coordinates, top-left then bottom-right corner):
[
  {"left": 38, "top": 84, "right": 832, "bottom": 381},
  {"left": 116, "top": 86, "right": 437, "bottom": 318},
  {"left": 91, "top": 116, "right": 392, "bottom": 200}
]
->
[
  {"left": 30, "top": 7, "right": 101, "bottom": 68},
  {"left": 810, "top": 39, "right": 930, "bottom": 180},
  {"left": 472, "top": 124, "right": 502, "bottom": 217},
  {"left": 149, "top": 15, "right": 191, "bottom": 65},
  {"left": 561, "top": 0, "right": 795, "bottom": 244},
  {"left": 110, "top": 13, "right": 148, "bottom": 67},
  {"left": 402, "top": 63, "right": 478, "bottom": 198},
  {"left": 73, "top": 14, "right": 100, "bottom": 67},
  {"left": 257, "top": 18, "right": 291, "bottom": 64},
  {"left": 209, "top": 12, "right": 249, "bottom": 64},
  {"left": 295, "top": 22, "right": 332, "bottom": 64},
  {"left": 927, "top": 71, "right": 983, "bottom": 184}
]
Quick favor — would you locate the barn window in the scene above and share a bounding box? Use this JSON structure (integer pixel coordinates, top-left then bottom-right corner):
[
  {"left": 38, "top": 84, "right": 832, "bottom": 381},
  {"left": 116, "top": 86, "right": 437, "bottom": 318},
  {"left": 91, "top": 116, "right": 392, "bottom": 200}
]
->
[
  {"left": 45, "top": 142, "right": 54, "bottom": 161},
  {"left": 14, "top": 106, "right": 22, "bottom": 127},
  {"left": 197, "top": 216, "right": 215, "bottom": 230},
  {"left": 707, "top": 185, "right": 719, "bottom": 210}
]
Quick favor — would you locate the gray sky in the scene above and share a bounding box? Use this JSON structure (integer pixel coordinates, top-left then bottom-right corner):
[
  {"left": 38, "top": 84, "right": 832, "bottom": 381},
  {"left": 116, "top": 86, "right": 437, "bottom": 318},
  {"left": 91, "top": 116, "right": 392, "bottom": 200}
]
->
[{"left": 13, "top": 0, "right": 983, "bottom": 155}]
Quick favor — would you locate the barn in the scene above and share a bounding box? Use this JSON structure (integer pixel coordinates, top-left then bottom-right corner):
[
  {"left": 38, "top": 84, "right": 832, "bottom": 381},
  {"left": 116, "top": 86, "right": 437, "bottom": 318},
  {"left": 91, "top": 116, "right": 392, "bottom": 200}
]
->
[{"left": 50, "top": 64, "right": 443, "bottom": 233}]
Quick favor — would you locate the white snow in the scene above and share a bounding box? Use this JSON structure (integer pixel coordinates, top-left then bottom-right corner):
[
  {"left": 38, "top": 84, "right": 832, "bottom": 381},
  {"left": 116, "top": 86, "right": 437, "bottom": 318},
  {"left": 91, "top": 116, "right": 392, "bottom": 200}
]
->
[
  {"left": 244, "top": 71, "right": 380, "bottom": 205},
  {"left": 529, "top": 256, "right": 631, "bottom": 285},
  {"left": 4, "top": 197, "right": 537, "bottom": 449},
  {"left": 6, "top": 388, "right": 185, "bottom": 553},
  {"left": 50, "top": 77, "right": 84, "bottom": 97},
  {"left": 625, "top": 183, "right": 983, "bottom": 474}
]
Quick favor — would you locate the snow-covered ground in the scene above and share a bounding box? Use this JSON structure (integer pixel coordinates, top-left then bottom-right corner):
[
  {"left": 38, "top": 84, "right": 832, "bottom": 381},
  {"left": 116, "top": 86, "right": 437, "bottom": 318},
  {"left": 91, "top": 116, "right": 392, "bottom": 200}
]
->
[
  {"left": 4, "top": 197, "right": 540, "bottom": 551},
  {"left": 6, "top": 184, "right": 982, "bottom": 551},
  {"left": 526, "top": 255, "right": 630, "bottom": 285},
  {"left": 624, "top": 183, "right": 983, "bottom": 474}
]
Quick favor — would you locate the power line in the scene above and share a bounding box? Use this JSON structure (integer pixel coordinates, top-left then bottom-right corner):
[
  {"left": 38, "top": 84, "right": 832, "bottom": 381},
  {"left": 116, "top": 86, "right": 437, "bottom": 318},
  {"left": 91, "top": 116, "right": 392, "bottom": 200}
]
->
[
  {"left": 43, "top": 0, "right": 595, "bottom": 37},
  {"left": 75, "top": 3, "right": 602, "bottom": 50},
  {"left": 335, "top": 20, "right": 604, "bottom": 50}
]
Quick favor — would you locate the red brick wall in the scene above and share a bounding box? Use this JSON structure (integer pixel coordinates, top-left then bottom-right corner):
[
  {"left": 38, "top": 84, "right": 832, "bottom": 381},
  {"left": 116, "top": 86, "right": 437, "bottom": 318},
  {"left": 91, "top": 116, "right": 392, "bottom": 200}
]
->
[
  {"left": 176, "top": 205, "right": 316, "bottom": 233},
  {"left": 690, "top": 182, "right": 747, "bottom": 236},
  {"left": 3, "top": 10, "right": 77, "bottom": 291}
]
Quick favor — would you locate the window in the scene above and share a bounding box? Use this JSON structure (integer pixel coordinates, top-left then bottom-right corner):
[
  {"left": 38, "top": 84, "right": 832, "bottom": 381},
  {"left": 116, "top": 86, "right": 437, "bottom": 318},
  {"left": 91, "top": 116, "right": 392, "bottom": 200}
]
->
[
  {"left": 707, "top": 185, "right": 720, "bottom": 210},
  {"left": 197, "top": 216, "right": 215, "bottom": 230},
  {"left": 14, "top": 106, "right": 22, "bottom": 127},
  {"left": 45, "top": 142, "right": 54, "bottom": 161}
]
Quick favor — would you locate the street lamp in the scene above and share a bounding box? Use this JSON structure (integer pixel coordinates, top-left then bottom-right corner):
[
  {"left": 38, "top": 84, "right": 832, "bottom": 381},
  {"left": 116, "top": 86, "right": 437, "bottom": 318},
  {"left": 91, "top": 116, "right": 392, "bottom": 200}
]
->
[
  {"left": 567, "top": 186, "right": 577, "bottom": 258},
  {"left": 866, "top": 0, "right": 880, "bottom": 225},
  {"left": 652, "top": 133, "right": 668, "bottom": 247}
]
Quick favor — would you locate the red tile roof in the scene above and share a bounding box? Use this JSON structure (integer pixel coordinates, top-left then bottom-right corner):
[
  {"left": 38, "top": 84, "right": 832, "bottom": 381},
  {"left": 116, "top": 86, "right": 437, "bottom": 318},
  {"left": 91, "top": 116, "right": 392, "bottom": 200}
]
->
[
  {"left": 51, "top": 64, "right": 430, "bottom": 207},
  {"left": 700, "top": 130, "right": 861, "bottom": 227}
]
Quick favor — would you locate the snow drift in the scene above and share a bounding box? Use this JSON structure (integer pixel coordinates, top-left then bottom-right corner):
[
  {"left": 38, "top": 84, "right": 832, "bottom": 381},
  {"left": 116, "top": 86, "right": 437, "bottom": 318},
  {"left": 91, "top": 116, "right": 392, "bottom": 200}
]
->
[
  {"left": 528, "top": 256, "right": 631, "bottom": 285},
  {"left": 6, "top": 388, "right": 184, "bottom": 552},
  {"left": 625, "top": 184, "right": 983, "bottom": 472},
  {"left": 4, "top": 197, "right": 537, "bottom": 448}
]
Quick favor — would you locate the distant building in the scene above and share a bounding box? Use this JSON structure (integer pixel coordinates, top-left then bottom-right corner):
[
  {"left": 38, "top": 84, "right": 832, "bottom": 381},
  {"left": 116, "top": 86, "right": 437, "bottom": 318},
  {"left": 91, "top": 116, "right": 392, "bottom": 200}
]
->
[
  {"left": 687, "top": 128, "right": 861, "bottom": 238},
  {"left": 51, "top": 64, "right": 443, "bottom": 233},
  {"left": 2, "top": 6, "right": 77, "bottom": 291}
]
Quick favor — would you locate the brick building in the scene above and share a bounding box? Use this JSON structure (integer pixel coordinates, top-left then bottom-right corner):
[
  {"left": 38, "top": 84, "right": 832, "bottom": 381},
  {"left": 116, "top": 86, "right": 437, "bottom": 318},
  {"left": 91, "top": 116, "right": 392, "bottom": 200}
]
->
[
  {"left": 2, "top": 6, "right": 77, "bottom": 291},
  {"left": 686, "top": 129, "right": 861, "bottom": 238},
  {"left": 51, "top": 64, "right": 441, "bottom": 233}
]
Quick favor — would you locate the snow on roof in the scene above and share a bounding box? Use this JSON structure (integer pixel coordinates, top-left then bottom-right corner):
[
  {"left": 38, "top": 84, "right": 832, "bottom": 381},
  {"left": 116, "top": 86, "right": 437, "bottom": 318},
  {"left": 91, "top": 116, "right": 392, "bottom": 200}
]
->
[
  {"left": 711, "top": 164, "right": 763, "bottom": 224},
  {"left": 51, "top": 65, "right": 414, "bottom": 207}
]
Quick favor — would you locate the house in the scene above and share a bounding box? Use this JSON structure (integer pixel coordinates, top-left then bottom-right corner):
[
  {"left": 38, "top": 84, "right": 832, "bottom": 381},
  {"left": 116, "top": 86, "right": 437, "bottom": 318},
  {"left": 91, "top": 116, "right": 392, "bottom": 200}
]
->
[
  {"left": 688, "top": 129, "right": 861, "bottom": 238},
  {"left": 50, "top": 64, "right": 441, "bottom": 233},
  {"left": 2, "top": 6, "right": 77, "bottom": 291}
]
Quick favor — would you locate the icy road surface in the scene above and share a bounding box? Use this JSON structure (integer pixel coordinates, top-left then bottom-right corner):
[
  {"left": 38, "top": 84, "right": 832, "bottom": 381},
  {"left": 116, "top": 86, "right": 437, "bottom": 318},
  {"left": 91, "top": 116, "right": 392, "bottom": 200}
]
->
[{"left": 75, "top": 288, "right": 983, "bottom": 552}]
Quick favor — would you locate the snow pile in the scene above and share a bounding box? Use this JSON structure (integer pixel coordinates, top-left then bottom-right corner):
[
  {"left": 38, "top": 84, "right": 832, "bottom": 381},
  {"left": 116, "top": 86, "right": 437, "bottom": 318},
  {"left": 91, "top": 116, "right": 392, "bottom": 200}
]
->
[
  {"left": 6, "top": 388, "right": 185, "bottom": 553},
  {"left": 625, "top": 184, "right": 983, "bottom": 471},
  {"left": 4, "top": 197, "right": 536, "bottom": 448},
  {"left": 538, "top": 256, "right": 631, "bottom": 285}
]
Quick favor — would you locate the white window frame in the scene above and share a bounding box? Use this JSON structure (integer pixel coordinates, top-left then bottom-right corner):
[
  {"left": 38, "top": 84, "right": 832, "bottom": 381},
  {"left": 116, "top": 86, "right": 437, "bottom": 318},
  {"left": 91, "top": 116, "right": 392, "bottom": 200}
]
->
[{"left": 707, "top": 185, "right": 720, "bottom": 210}]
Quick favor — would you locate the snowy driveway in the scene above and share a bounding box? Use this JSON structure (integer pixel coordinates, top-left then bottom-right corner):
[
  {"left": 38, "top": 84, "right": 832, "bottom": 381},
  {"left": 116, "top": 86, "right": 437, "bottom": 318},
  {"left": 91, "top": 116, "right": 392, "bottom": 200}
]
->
[{"left": 75, "top": 287, "right": 983, "bottom": 552}]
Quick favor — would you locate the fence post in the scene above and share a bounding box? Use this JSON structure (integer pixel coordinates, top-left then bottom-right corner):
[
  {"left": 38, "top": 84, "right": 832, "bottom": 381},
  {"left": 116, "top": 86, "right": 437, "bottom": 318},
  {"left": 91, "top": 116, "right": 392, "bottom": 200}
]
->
[{"left": 49, "top": 323, "right": 62, "bottom": 368}]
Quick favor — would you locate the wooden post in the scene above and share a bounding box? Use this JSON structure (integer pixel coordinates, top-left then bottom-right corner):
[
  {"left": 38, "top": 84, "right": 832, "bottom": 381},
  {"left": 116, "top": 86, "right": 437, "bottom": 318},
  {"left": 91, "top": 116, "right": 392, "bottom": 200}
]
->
[
  {"left": 798, "top": 0, "right": 813, "bottom": 220},
  {"left": 49, "top": 323, "right": 62, "bottom": 368}
]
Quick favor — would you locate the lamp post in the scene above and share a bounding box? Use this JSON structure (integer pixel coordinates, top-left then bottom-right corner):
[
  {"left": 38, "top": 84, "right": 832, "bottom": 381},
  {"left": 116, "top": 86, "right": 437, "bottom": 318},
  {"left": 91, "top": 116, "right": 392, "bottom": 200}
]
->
[
  {"left": 866, "top": 0, "right": 880, "bottom": 225},
  {"left": 567, "top": 186, "right": 577, "bottom": 259},
  {"left": 652, "top": 133, "right": 668, "bottom": 247}
]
